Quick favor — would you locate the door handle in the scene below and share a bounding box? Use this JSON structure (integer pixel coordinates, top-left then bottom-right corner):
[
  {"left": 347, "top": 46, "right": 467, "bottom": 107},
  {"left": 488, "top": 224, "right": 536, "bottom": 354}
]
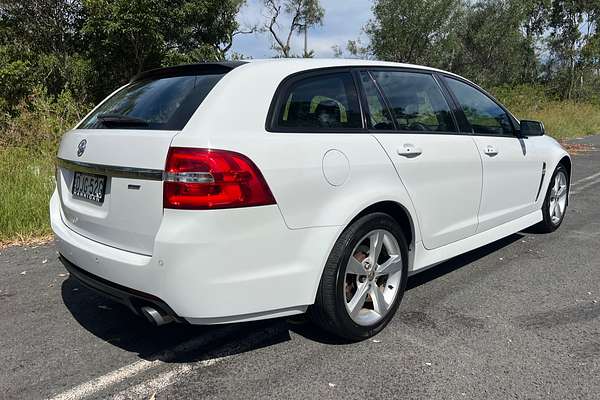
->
[
  {"left": 484, "top": 145, "right": 498, "bottom": 156},
  {"left": 397, "top": 144, "right": 423, "bottom": 157}
]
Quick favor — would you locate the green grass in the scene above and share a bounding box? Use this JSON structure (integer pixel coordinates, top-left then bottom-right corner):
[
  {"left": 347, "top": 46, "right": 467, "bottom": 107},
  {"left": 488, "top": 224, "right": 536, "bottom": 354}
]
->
[
  {"left": 0, "top": 148, "right": 55, "bottom": 243},
  {"left": 492, "top": 85, "right": 600, "bottom": 139},
  {"left": 513, "top": 101, "right": 600, "bottom": 139}
]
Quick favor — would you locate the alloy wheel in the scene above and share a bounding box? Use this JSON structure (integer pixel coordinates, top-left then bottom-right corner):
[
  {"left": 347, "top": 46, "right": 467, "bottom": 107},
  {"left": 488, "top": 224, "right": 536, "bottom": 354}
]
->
[
  {"left": 343, "top": 229, "right": 403, "bottom": 326},
  {"left": 549, "top": 170, "right": 568, "bottom": 225}
]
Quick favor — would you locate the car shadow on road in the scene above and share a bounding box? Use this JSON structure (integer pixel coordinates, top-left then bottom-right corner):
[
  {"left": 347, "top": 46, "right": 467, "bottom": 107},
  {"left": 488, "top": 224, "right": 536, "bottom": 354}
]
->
[
  {"left": 61, "top": 278, "right": 292, "bottom": 363},
  {"left": 406, "top": 233, "right": 524, "bottom": 290},
  {"left": 61, "top": 233, "right": 525, "bottom": 356}
]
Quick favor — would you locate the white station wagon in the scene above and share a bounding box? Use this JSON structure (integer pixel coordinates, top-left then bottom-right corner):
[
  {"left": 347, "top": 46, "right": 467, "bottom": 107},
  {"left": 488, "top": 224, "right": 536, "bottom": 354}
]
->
[{"left": 51, "top": 59, "right": 571, "bottom": 340}]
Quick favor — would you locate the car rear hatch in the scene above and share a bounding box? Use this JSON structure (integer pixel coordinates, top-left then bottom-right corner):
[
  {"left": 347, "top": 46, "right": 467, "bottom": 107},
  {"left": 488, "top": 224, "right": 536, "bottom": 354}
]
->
[{"left": 55, "top": 62, "right": 245, "bottom": 255}]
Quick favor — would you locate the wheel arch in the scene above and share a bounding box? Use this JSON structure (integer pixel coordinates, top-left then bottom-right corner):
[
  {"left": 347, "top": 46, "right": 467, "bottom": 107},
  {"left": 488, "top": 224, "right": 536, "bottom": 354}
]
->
[
  {"left": 559, "top": 155, "right": 572, "bottom": 179},
  {"left": 308, "top": 199, "right": 418, "bottom": 306},
  {"left": 311, "top": 199, "right": 420, "bottom": 304},
  {"left": 558, "top": 155, "right": 572, "bottom": 205},
  {"left": 348, "top": 201, "right": 416, "bottom": 253}
]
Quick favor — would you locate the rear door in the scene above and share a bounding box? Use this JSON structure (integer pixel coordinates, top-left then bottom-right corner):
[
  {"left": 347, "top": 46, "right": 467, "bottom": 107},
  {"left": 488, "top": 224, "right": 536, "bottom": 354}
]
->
[
  {"left": 363, "top": 69, "right": 483, "bottom": 250},
  {"left": 442, "top": 76, "right": 542, "bottom": 232},
  {"left": 56, "top": 69, "right": 228, "bottom": 255}
]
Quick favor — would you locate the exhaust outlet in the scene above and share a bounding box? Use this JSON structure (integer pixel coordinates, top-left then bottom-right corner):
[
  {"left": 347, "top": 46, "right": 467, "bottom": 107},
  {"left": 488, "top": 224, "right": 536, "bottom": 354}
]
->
[{"left": 140, "top": 306, "right": 174, "bottom": 326}]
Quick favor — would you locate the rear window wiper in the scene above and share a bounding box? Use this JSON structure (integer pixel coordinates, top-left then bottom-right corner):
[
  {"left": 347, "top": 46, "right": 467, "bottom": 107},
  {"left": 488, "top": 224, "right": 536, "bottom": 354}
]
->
[{"left": 97, "top": 113, "right": 149, "bottom": 128}]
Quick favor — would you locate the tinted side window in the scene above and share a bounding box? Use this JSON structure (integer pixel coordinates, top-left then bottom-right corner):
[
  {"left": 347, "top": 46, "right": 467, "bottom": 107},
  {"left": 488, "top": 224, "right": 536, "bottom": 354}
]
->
[
  {"left": 371, "top": 71, "right": 456, "bottom": 133},
  {"left": 276, "top": 72, "right": 362, "bottom": 130},
  {"left": 359, "top": 72, "right": 395, "bottom": 130},
  {"left": 444, "top": 77, "right": 513, "bottom": 136}
]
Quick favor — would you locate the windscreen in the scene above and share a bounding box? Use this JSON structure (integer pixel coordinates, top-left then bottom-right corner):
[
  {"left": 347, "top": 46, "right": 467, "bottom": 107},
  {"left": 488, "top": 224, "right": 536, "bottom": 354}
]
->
[{"left": 79, "top": 74, "right": 225, "bottom": 130}]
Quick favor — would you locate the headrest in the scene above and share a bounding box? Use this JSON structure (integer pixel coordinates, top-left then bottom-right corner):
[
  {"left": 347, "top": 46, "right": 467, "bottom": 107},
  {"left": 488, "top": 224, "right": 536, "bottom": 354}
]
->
[{"left": 314, "top": 99, "right": 342, "bottom": 128}]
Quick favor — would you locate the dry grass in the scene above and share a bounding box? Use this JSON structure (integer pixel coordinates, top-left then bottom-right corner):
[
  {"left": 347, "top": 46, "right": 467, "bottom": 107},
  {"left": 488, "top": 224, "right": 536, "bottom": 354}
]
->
[
  {"left": 492, "top": 85, "right": 600, "bottom": 139},
  {"left": 0, "top": 235, "right": 53, "bottom": 250}
]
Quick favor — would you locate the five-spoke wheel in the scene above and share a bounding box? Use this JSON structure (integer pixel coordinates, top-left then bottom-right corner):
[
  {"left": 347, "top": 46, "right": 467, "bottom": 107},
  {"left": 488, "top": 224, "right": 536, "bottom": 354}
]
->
[
  {"left": 344, "top": 229, "right": 403, "bottom": 326},
  {"left": 549, "top": 169, "right": 568, "bottom": 225},
  {"left": 534, "top": 163, "right": 569, "bottom": 233},
  {"left": 310, "top": 213, "right": 408, "bottom": 340}
]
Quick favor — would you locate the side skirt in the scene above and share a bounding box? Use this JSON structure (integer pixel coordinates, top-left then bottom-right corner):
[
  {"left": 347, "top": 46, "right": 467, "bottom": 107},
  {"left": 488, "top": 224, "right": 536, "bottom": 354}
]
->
[{"left": 410, "top": 209, "right": 543, "bottom": 274}]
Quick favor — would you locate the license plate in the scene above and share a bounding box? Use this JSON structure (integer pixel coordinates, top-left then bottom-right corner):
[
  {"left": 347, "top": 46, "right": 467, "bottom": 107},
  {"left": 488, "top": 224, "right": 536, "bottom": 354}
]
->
[{"left": 72, "top": 172, "right": 106, "bottom": 204}]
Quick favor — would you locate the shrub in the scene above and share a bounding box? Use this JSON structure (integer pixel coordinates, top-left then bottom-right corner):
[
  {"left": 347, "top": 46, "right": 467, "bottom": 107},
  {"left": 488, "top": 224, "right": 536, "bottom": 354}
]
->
[{"left": 0, "top": 86, "right": 90, "bottom": 154}]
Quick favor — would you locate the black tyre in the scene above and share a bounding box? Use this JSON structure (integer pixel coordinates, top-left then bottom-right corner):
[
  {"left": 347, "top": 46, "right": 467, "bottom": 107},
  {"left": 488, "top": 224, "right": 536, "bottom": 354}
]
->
[
  {"left": 309, "top": 212, "right": 409, "bottom": 341},
  {"left": 533, "top": 163, "right": 569, "bottom": 233}
]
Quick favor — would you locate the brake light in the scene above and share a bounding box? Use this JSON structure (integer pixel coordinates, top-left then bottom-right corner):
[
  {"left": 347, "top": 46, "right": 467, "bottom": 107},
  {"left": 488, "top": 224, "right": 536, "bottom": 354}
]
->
[{"left": 163, "top": 147, "right": 276, "bottom": 209}]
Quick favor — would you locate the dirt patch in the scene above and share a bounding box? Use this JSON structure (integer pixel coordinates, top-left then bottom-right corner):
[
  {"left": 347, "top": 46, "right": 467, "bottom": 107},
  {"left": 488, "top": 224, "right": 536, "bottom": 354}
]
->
[
  {"left": 560, "top": 141, "right": 595, "bottom": 155},
  {"left": 0, "top": 235, "right": 54, "bottom": 250}
]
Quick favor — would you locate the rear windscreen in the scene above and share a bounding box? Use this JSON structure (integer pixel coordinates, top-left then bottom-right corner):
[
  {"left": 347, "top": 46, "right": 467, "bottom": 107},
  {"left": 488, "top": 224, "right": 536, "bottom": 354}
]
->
[{"left": 79, "top": 74, "right": 225, "bottom": 130}]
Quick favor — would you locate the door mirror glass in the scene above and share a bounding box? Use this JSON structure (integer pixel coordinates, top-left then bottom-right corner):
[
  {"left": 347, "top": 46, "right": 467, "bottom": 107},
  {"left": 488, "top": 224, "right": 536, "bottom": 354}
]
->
[{"left": 520, "top": 120, "right": 545, "bottom": 136}]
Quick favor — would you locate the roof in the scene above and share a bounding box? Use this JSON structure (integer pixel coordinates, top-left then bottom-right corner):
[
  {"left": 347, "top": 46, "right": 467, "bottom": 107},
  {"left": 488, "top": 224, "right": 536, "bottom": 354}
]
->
[
  {"left": 132, "top": 58, "right": 460, "bottom": 83},
  {"left": 242, "top": 58, "right": 454, "bottom": 75}
]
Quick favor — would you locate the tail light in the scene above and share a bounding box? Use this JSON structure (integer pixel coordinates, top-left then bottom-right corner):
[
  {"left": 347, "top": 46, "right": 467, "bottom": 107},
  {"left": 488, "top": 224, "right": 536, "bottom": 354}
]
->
[{"left": 163, "top": 147, "right": 276, "bottom": 209}]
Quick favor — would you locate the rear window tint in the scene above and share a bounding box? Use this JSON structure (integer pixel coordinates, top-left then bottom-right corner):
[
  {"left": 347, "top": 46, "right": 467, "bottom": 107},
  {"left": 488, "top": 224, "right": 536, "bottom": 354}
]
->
[
  {"left": 79, "top": 74, "right": 225, "bottom": 130},
  {"left": 275, "top": 72, "right": 362, "bottom": 131}
]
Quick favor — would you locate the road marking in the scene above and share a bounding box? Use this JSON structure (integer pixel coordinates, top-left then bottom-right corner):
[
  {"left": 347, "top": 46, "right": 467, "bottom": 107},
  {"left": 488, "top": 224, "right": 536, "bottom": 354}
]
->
[
  {"left": 571, "top": 176, "right": 600, "bottom": 195},
  {"left": 49, "top": 359, "right": 161, "bottom": 400},
  {"left": 111, "top": 358, "right": 220, "bottom": 400},
  {"left": 48, "top": 326, "right": 236, "bottom": 400},
  {"left": 109, "top": 326, "right": 282, "bottom": 400},
  {"left": 572, "top": 171, "right": 600, "bottom": 186}
]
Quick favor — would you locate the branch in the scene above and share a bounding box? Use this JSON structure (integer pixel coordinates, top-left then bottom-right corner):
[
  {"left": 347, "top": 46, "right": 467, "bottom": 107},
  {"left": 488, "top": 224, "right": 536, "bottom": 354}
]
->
[
  {"left": 221, "top": 26, "right": 257, "bottom": 54},
  {"left": 285, "top": 2, "right": 303, "bottom": 53},
  {"left": 263, "top": 0, "right": 289, "bottom": 56}
]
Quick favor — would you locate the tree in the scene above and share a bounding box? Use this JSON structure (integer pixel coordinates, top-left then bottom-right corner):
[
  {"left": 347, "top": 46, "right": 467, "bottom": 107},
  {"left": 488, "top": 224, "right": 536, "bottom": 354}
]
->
[
  {"left": 547, "top": 0, "right": 600, "bottom": 99},
  {"left": 262, "top": 0, "right": 324, "bottom": 57},
  {"left": 365, "top": 0, "right": 462, "bottom": 67},
  {"left": 365, "top": 0, "right": 544, "bottom": 87},
  {"left": 0, "top": 0, "right": 84, "bottom": 55},
  {"left": 453, "top": 0, "right": 534, "bottom": 86},
  {"left": 513, "top": 0, "right": 551, "bottom": 83},
  {"left": 82, "top": 0, "right": 246, "bottom": 100},
  {"left": 0, "top": 0, "right": 92, "bottom": 106}
]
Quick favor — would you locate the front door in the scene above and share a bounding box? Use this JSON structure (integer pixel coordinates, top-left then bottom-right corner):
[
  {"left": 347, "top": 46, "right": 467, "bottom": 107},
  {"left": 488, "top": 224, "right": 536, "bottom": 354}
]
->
[{"left": 443, "top": 77, "right": 542, "bottom": 232}]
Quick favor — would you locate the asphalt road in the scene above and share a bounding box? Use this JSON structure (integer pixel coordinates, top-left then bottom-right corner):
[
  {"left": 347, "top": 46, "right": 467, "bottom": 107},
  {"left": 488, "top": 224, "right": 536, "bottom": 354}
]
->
[{"left": 1, "top": 136, "right": 599, "bottom": 400}]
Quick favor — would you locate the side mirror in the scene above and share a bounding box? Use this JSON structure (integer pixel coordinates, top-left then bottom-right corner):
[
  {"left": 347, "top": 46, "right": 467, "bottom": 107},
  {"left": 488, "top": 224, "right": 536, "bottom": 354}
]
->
[{"left": 520, "top": 120, "right": 545, "bottom": 137}]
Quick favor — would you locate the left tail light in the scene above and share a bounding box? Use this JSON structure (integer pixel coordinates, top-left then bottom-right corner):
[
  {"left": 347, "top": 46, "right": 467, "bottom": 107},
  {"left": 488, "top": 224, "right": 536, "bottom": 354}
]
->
[{"left": 163, "top": 147, "right": 276, "bottom": 210}]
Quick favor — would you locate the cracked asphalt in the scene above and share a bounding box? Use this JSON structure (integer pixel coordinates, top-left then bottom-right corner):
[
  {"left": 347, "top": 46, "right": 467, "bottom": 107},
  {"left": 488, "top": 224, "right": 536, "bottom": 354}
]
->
[{"left": 1, "top": 136, "right": 599, "bottom": 400}]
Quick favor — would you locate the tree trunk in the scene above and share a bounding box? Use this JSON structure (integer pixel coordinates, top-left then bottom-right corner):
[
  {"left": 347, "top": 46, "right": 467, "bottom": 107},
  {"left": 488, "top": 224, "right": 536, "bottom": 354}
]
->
[{"left": 304, "top": 27, "right": 308, "bottom": 57}]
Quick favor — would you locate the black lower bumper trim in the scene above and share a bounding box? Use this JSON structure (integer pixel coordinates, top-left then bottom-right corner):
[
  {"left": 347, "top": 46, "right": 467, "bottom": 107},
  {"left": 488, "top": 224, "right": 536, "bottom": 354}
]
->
[{"left": 59, "top": 255, "right": 182, "bottom": 323}]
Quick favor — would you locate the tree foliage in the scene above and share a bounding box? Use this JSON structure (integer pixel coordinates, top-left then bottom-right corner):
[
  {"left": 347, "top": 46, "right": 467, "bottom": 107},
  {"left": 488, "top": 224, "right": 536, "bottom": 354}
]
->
[
  {"left": 365, "top": 0, "right": 600, "bottom": 100},
  {"left": 366, "top": 0, "right": 461, "bottom": 67},
  {"left": 0, "top": 0, "right": 245, "bottom": 108}
]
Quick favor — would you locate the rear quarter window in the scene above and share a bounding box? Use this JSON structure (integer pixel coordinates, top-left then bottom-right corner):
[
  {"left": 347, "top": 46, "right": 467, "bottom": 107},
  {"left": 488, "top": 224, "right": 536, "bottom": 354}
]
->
[{"left": 79, "top": 74, "right": 225, "bottom": 130}]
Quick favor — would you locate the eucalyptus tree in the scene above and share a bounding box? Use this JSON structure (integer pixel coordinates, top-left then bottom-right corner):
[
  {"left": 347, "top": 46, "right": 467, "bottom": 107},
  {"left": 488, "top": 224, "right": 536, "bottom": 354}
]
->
[{"left": 262, "top": 0, "right": 324, "bottom": 57}]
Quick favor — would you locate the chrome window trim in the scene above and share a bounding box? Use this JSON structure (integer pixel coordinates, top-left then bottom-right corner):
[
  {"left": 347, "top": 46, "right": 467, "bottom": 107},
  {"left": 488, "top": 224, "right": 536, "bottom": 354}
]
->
[{"left": 56, "top": 158, "right": 164, "bottom": 181}]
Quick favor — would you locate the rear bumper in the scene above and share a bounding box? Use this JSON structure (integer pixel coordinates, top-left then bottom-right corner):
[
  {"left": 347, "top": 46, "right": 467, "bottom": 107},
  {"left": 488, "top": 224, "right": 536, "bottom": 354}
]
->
[
  {"left": 50, "top": 190, "right": 340, "bottom": 324},
  {"left": 59, "top": 255, "right": 182, "bottom": 322}
]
